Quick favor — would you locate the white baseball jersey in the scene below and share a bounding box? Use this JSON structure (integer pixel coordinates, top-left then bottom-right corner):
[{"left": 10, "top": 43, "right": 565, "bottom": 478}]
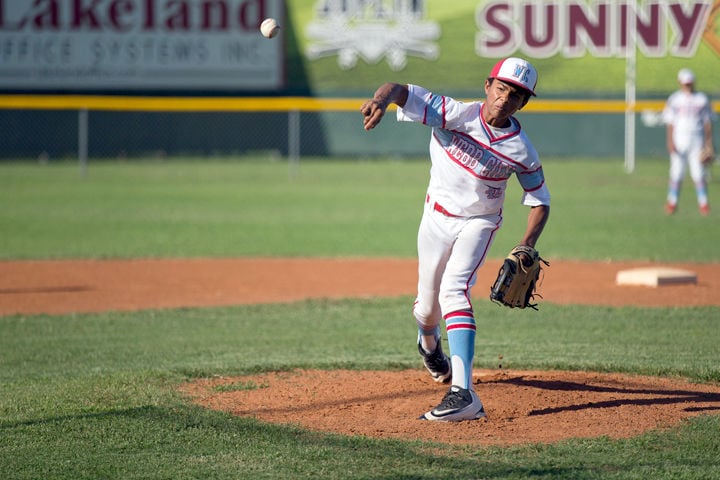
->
[
  {"left": 662, "top": 90, "right": 715, "bottom": 151},
  {"left": 397, "top": 84, "right": 550, "bottom": 217}
]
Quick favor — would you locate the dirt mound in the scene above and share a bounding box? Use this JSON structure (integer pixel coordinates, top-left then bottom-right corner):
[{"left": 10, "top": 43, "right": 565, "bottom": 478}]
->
[{"left": 180, "top": 368, "right": 720, "bottom": 446}]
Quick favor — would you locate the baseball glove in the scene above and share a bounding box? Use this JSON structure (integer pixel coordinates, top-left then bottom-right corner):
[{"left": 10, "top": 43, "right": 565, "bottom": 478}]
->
[{"left": 489, "top": 245, "right": 549, "bottom": 310}]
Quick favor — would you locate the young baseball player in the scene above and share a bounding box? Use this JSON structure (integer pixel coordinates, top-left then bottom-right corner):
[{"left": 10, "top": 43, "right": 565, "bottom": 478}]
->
[
  {"left": 360, "top": 57, "right": 550, "bottom": 421},
  {"left": 662, "top": 68, "right": 716, "bottom": 216}
]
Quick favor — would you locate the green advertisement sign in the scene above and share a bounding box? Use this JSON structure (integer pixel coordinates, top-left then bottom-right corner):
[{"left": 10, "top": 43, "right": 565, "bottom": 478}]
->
[{"left": 286, "top": 0, "right": 720, "bottom": 98}]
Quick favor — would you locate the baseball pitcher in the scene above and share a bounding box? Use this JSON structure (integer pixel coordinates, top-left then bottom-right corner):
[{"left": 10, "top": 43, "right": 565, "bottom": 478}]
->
[{"left": 360, "top": 57, "right": 550, "bottom": 421}]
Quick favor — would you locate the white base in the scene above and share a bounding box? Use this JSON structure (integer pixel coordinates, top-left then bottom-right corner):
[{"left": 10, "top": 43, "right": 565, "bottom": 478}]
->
[{"left": 616, "top": 267, "right": 697, "bottom": 287}]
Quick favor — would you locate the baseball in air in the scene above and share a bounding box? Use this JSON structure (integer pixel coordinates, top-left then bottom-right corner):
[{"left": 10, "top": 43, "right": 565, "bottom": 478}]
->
[{"left": 260, "top": 18, "right": 280, "bottom": 38}]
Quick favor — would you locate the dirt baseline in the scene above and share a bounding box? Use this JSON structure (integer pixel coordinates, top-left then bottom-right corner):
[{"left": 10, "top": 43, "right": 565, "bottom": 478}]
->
[
  {"left": 3, "top": 257, "right": 720, "bottom": 446},
  {"left": 2, "top": 257, "right": 719, "bottom": 316}
]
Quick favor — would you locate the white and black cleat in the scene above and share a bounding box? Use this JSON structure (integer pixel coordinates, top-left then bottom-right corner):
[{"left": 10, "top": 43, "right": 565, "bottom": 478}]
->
[{"left": 420, "top": 385, "right": 487, "bottom": 422}]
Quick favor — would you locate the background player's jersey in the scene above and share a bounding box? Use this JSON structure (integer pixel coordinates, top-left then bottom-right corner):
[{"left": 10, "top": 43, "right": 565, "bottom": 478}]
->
[
  {"left": 662, "top": 90, "right": 715, "bottom": 151},
  {"left": 397, "top": 84, "right": 550, "bottom": 217}
]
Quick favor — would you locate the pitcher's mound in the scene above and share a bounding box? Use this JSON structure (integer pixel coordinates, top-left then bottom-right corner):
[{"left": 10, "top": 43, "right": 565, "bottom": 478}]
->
[{"left": 180, "top": 369, "right": 720, "bottom": 446}]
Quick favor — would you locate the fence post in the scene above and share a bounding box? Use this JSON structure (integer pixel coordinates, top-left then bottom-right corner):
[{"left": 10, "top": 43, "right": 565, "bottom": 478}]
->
[
  {"left": 78, "top": 108, "right": 88, "bottom": 176},
  {"left": 288, "top": 109, "right": 300, "bottom": 177},
  {"left": 623, "top": 0, "right": 636, "bottom": 174}
]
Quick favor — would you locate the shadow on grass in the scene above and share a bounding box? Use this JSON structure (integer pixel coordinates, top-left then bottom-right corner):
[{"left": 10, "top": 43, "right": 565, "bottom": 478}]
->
[{"left": 0, "top": 403, "right": 607, "bottom": 479}]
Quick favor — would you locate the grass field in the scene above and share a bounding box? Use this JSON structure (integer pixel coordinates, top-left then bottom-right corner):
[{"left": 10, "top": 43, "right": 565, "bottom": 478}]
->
[
  {"left": 1, "top": 157, "right": 718, "bottom": 261},
  {"left": 1, "top": 158, "right": 720, "bottom": 479}
]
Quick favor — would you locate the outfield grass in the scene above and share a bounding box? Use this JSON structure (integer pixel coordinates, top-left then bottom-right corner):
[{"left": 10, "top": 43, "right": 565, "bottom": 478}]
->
[
  {"left": 1, "top": 158, "right": 719, "bottom": 479},
  {"left": 1, "top": 157, "right": 718, "bottom": 261}
]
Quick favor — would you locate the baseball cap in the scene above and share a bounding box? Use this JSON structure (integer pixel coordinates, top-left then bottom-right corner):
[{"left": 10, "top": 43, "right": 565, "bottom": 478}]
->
[
  {"left": 489, "top": 57, "right": 538, "bottom": 96},
  {"left": 677, "top": 68, "right": 695, "bottom": 84}
]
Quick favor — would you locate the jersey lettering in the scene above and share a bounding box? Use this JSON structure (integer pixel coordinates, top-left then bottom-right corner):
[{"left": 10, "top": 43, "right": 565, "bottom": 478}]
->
[
  {"left": 479, "top": 155, "right": 513, "bottom": 179},
  {"left": 445, "top": 134, "right": 513, "bottom": 179},
  {"left": 446, "top": 135, "right": 481, "bottom": 170},
  {"left": 484, "top": 185, "right": 503, "bottom": 199}
]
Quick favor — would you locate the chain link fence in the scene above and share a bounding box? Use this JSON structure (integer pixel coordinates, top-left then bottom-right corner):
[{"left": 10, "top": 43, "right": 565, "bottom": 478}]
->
[
  {"left": 2, "top": 96, "right": 691, "bottom": 163},
  {"left": 0, "top": 108, "right": 341, "bottom": 162}
]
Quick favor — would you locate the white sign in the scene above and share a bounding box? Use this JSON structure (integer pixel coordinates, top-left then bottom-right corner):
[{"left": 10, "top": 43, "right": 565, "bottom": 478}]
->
[
  {"left": 0, "top": 0, "right": 284, "bottom": 91},
  {"left": 305, "top": 0, "right": 440, "bottom": 71}
]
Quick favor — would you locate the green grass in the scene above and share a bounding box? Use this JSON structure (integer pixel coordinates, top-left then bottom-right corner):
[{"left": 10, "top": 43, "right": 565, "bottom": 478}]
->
[
  {"left": 2, "top": 158, "right": 720, "bottom": 479},
  {"left": 1, "top": 157, "right": 719, "bottom": 261},
  {"left": 2, "top": 299, "right": 720, "bottom": 479}
]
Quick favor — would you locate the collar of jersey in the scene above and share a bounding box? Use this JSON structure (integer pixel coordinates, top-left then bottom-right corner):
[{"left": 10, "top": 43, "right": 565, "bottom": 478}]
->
[{"left": 479, "top": 104, "right": 521, "bottom": 144}]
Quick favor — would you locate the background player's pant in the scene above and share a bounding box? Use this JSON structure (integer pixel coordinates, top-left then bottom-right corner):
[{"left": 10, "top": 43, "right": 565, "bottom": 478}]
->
[{"left": 668, "top": 143, "right": 708, "bottom": 207}]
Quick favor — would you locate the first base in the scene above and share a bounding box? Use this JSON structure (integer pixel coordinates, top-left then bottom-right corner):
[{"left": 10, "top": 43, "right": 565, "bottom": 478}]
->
[{"left": 616, "top": 267, "right": 697, "bottom": 287}]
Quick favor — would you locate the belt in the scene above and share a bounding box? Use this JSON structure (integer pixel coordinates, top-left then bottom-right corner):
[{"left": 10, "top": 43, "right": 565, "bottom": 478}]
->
[{"left": 426, "top": 195, "right": 461, "bottom": 218}]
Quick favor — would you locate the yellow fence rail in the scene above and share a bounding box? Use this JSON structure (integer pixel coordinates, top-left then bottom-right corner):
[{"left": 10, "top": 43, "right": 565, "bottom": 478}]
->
[{"left": 2, "top": 94, "right": 706, "bottom": 113}]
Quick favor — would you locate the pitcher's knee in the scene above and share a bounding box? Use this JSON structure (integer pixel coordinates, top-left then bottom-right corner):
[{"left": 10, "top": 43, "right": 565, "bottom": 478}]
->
[
  {"left": 413, "top": 301, "right": 441, "bottom": 328},
  {"left": 439, "top": 289, "right": 472, "bottom": 316}
]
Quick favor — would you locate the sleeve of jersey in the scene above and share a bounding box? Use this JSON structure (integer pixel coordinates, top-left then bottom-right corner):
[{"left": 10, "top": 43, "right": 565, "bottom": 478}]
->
[
  {"left": 661, "top": 98, "right": 675, "bottom": 125},
  {"left": 518, "top": 166, "right": 551, "bottom": 207},
  {"left": 702, "top": 95, "right": 717, "bottom": 122},
  {"left": 396, "top": 84, "right": 463, "bottom": 128}
]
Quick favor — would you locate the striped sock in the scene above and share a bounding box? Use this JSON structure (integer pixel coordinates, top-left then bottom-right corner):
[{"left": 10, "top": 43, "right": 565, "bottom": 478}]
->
[{"left": 444, "top": 310, "right": 476, "bottom": 389}]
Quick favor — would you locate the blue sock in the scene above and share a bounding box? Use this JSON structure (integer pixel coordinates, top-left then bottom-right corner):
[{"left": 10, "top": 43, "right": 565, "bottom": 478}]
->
[
  {"left": 667, "top": 181, "right": 680, "bottom": 205},
  {"left": 444, "top": 311, "right": 476, "bottom": 389},
  {"left": 695, "top": 181, "right": 708, "bottom": 206}
]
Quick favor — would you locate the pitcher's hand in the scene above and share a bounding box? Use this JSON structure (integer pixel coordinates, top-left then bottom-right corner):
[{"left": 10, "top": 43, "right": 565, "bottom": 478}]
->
[{"left": 360, "top": 99, "right": 387, "bottom": 131}]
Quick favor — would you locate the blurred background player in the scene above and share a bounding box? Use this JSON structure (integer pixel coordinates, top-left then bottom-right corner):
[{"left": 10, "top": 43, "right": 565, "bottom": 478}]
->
[
  {"left": 662, "top": 68, "right": 716, "bottom": 216},
  {"left": 360, "top": 58, "right": 550, "bottom": 421}
]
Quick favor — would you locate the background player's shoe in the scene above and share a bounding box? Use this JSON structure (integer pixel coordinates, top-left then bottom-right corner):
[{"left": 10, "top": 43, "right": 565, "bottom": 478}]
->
[
  {"left": 700, "top": 204, "right": 710, "bottom": 216},
  {"left": 665, "top": 202, "right": 677, "bottom": 215},
  {"left": 420, "top": 385, "right": 486, "bottom": 421},
  {"left": 418, "top": 342, "right": 451, "bottom": 383}
]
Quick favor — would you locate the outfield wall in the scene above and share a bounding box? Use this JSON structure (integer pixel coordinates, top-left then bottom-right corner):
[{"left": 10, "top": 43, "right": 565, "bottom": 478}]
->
[{"left": 1, "top": 96, "right": 717, "bottom": 160}]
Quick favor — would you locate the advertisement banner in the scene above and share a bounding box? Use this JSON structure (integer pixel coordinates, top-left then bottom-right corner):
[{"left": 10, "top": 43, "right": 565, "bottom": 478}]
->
[
  {"left": 292, "top": 0, "right": 720, "bottom": 97},
  {"left": 1, "top": 0, "right": 719, "bottom": 95},
  {"left": 0, "top": 0, "right": 284, "bottom": 91}
]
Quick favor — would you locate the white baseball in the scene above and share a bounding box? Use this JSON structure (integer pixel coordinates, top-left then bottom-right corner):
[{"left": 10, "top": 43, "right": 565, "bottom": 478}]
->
[{"left": 260, "top": 18, "right": 280, "bottom": 39}]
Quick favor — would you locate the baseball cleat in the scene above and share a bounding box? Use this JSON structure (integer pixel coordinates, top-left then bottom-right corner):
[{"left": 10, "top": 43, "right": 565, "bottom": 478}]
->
[
  {"left": 700, "top": 204, "right": 710, "bottom": 216},
  {"left": 418, "top": 341, "right": 451, "bottom": 383},
  {"left": 420, "top": 385, "right": 486, "bottom": 422},
  {"left": 664, "top": 202, "right": 677, "bottom": 215}
]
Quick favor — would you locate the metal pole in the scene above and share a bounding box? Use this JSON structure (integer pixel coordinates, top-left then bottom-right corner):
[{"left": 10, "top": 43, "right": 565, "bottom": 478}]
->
[
  {"left": 288, "top": 109, "right": 300, "bottom": 177},
  {"left": 78, "top": 108, "right": 88, "bottom": 176},
  {"left": 624, "top": 0, "right": 637, "bottom": 174}
]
